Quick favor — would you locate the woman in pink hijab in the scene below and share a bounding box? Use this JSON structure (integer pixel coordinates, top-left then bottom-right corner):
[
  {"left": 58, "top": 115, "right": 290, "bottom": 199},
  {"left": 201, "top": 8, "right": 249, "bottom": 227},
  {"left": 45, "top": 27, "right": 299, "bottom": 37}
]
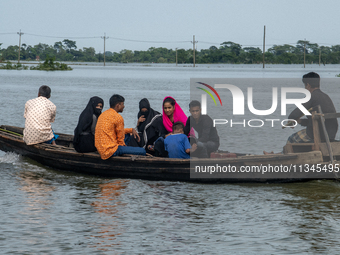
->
[
  {"left": 152, "top": 96, "right": 192, "bottom": 157},
  {"left": 162, "top": 96, "right": 188, "bottom": 133}
]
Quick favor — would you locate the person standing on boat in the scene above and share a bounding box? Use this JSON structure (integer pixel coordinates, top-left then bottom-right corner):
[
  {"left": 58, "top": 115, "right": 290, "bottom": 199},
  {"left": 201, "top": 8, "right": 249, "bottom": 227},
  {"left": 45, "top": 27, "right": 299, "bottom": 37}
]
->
[
  {"left": 128, "top": 98, "right": 167, "bottom": 154},
  {"left": 286, "top": 72, "right": 338, "bottom": 143},
  {"left": 95, "top": 94, "right": 146, "bottom": 159},
  {"left": 73, "top": 96, "right": 104, "bottom": 153},
  {"left": 184, "top": 100, "right": 220, "bottom": 158},
  {"left": 23, "top": 85, "right": 58, "bottom": 145}
]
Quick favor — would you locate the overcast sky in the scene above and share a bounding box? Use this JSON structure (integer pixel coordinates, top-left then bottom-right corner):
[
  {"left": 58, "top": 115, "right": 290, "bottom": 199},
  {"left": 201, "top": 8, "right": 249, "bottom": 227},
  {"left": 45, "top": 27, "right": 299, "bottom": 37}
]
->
[{"left": 1, "top": 0, "right": 339, "bottom": 53}]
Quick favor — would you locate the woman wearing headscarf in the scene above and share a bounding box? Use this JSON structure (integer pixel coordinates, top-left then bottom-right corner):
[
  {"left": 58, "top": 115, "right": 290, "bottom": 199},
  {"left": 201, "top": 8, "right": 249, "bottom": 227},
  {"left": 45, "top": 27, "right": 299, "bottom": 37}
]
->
[
  {"left": 128, "top": 98, "right": 166, "bottom": 154},
  {"left": 162, "top": 96, "right": 188, "bottom": 132},
  {"left": 73, "top": 96, "right": 104, "bottom": 153},
  {"left": 152, "top": 96, "right": 193, "bottom": 157}
]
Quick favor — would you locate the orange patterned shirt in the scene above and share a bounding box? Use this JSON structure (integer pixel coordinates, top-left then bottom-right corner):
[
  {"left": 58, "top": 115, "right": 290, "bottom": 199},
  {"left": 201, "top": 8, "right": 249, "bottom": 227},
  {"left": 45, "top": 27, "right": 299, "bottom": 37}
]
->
[{"left": 95, "top": 108, "right": 133, "bottom": 160}]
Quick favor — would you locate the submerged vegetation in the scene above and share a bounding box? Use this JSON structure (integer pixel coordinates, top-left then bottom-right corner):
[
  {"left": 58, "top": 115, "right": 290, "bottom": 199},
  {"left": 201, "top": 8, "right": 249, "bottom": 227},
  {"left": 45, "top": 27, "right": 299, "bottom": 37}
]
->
[
  {"left": 0, "top": 61, "right": 29, "bottom": 70},
  {"left": 0, "top": 57, "right": 72, "bottom": 71},
  {"left": 30, "top": 56, "right": 72, "bottom": 71}
]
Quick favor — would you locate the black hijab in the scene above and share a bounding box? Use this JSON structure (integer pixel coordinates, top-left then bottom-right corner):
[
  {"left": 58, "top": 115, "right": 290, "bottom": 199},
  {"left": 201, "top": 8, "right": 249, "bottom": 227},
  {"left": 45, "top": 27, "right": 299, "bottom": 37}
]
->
[
  {"left": 73, "top": 96, "right": 104, "bottom": 144},
  {"left": 138, "top": 98, "right": 151, "bottom": 132},
  {"left": 138, "top": 98, "right": 162, "bottom": 132},
  {"left": 136, "top": 98, "right": 164, "bottom": 148}
]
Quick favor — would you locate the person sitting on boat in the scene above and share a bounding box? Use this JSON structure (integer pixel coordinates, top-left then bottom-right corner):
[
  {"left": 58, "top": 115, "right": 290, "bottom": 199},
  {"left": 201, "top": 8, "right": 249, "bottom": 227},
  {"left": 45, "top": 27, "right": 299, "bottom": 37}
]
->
[
  {"left": 23, "top": 85, "right": 59, "bottom": 145},
  {"left": 164, "top": 121, "right": 197, "bottom": 159},
  {"left": 73, "top": 96, "right": 104, "bottom": 153},
  {"left": 286, "top": 72, "right": 338, "bottom": 143},
  {"left": 128, "top": 98, "right": 167, "bottom": 154},
  {"left": 264, "top": 72, "right": 338, "bottom": 154},
  {"left": 184, "top": 100, "right": 220, "bottom": 158},
  {"left": 95, "top": 94, "right": 146, "bottom": 159},
  {"left": 152, "top": 96, "right": 192, "bottom": 157}
]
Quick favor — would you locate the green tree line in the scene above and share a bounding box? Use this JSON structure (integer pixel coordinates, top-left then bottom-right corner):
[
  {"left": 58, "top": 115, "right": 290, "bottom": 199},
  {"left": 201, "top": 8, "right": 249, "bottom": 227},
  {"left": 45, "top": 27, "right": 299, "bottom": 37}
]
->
[{"left": 1, "top": 39, "right": 340, "bottom": 64}]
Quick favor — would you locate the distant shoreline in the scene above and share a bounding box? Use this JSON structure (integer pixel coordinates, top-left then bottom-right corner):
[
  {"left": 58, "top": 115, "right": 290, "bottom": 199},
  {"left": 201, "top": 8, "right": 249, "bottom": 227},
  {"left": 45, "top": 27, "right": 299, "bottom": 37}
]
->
[{"left": 3, "top": 60, "right": 340, "bottom": 67}]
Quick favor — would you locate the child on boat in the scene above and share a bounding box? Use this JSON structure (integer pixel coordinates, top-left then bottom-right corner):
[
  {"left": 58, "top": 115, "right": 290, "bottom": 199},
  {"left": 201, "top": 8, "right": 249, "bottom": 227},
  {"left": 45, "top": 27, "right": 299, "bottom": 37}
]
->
[{"left": 164, "top": 121, "right": 197, "bottom": 159}]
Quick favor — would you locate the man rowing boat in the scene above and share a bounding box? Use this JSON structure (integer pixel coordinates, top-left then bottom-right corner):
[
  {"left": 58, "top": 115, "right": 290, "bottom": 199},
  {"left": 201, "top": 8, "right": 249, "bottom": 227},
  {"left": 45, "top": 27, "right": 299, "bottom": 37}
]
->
[{"left": 264, "top": 72, "right": 338, "bottom": 154}]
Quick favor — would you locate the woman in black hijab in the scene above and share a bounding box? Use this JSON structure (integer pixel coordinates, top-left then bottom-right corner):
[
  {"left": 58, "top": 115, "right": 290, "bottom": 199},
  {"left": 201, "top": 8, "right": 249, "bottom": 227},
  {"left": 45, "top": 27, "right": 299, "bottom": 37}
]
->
[
  {"left": 128, "top": 98, "right": 166, "bottom": 153},
  {"left": 73, "top": 96, "right": 104, "bottom": 153}
]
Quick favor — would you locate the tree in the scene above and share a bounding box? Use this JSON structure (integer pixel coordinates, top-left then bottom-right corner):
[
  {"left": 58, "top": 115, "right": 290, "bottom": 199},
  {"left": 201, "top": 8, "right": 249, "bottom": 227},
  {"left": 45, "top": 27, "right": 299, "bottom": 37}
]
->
[
  {"left": 25, "top": 45, "right": 36, "bottom": 60},
  {"left": 220, "top": 41, "right": 242, "bottom": 56},
  {"left": 157, "top": 57, "right": 166, "bottom": 63},
  {"left": 177, "top": 49, "right": 187, "bottom": 63},
  {"left": 105, "top": 51, "right": 113, "bottom": 57},
  {"left": 206, "top": 46, "right": 220, "bottom": 63},
  {"left": 63, "top": 39, "right": 77, "bottom": 51},
  {"left": 296, "top": 40, "right": 309, "bottom": 54},
  {"left": 82, "top": 47, "right": 96, "bottom": 61},
  {"left": 2, "top": 45, "right": 18, "bottom": 60},
  {"left": 331, "top": 45, "right": 340, "bottom": 53},
  {"left": 139, "top": 52, "right": 152, "bottom": 62},
  {"left": 268, "top": 44, "right": 295, "bottom": 55},
  {"left": 242, "top": 47, "right": 262, "bottom": 64},
  {"left": 307, "top": 43, "right": 319, "bottom": 55},
  {"left": 54, "top": 42, "right": 64, "bottom": 53},
  {"left": 120, "top": 49, "right": 133, "bottom": 63}
]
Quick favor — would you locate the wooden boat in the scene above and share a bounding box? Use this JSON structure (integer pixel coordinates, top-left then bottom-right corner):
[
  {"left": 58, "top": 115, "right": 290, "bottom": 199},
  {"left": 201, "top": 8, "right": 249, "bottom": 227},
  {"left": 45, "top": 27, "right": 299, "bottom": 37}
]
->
[{"left": 1, "top": 125, "right": 338, "bottom": 183}]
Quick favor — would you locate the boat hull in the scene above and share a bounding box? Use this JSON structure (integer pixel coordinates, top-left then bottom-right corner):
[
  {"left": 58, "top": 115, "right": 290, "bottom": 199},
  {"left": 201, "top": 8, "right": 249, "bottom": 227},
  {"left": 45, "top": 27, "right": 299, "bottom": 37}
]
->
[{"left": 0, "top": 125, "right": 336, "bottom": 183}]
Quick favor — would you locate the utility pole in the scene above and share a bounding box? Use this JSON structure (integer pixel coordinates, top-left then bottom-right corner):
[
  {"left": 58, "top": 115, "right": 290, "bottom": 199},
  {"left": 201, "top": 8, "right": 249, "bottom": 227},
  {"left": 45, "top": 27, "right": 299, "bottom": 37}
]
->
[
  {"left": 191, "top": 35, "right": 198, "bottom": 67},
  {"left": 101, "top": 33, "right": 109, "bottom": 66},
  {"left": 319, "top": 46, "right": 321, "bottom": 66},
  {"left": 263, "top": 25, "right": 266, "bottom": 68},
  {"left": 176, "top": 48, "right": 178, "bottom": 66},
  {"left": 303, "top": 39, "right": 306, "bottom": 68},
  {"left": 17, "top": 29, "right": 24, "bottom": 63}
]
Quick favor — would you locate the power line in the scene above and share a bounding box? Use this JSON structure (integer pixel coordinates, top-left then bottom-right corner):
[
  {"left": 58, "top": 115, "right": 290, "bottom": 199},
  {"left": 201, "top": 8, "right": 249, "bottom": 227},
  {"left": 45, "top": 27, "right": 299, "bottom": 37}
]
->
[
  {"left": 1, "top": 31, "right": 339, "bottom": 47},
  {"left": 16, "top": 32, "right": 191, "bottom": 43},
  {"left": 25, "top": 33, "right": 101, "bottom": 39},
  {"left": 108, "top": 36, "right": 190, "bottom": 43}
]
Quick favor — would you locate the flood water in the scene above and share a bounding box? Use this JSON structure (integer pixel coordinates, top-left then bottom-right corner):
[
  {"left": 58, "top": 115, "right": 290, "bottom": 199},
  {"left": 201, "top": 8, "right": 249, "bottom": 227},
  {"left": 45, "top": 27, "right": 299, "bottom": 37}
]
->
[{"left": 1, "top": 63, "right": 340, "bottom": 254}]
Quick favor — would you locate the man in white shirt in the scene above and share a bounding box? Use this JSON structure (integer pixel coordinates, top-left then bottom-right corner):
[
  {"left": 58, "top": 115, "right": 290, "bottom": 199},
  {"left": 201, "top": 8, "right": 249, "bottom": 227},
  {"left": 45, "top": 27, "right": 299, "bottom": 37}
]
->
[{"left": 23, "top": 85, "right": 58, "bottom": 145}]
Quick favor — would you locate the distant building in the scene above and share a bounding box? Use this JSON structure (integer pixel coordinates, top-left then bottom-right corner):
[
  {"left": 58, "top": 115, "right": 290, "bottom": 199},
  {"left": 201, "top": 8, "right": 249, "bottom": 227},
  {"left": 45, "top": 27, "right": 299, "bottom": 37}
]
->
[{"left": 36, "top": 56, "right": 40, "bottom": 61}]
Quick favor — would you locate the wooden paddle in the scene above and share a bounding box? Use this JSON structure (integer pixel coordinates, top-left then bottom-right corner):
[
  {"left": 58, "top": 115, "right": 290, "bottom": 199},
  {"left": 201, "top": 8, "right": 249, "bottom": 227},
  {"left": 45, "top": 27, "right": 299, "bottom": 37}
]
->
[{"left": 0, "top": 128, "right": 23, "bottom": 137}]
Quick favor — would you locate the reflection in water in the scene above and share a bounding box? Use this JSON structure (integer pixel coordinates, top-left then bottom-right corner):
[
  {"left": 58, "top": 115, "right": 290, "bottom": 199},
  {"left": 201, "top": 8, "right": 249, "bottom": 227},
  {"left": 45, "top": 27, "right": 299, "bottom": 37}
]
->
[
  {"left": 90, "top": 179, "right": 129, "bottom": 251},
  {"left": 3, "top": 162, "right": 340, "bottom": 253},
  {"left": 15, "top": 170, "right": 55, "bottom": 248},
  {"left": 18, "top": 171, "right": 55, "bottom": 215}
]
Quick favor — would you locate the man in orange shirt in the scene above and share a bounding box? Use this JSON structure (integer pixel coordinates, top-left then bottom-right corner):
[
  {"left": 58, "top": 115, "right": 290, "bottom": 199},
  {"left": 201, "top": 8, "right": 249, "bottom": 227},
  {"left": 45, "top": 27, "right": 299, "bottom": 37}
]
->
[{"left": 95, "top": 94, "right": 146, "bottom": 160}]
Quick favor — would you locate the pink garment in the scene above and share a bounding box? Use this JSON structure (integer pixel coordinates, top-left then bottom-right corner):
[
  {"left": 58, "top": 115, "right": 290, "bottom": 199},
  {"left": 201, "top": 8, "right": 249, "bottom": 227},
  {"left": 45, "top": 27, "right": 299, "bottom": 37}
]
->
[
  {"left": 162, "top": 96, "right": 188, "bottom": 132},
  {"left": 162, "top": 96, "right": 195, "bottom": 137}
]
